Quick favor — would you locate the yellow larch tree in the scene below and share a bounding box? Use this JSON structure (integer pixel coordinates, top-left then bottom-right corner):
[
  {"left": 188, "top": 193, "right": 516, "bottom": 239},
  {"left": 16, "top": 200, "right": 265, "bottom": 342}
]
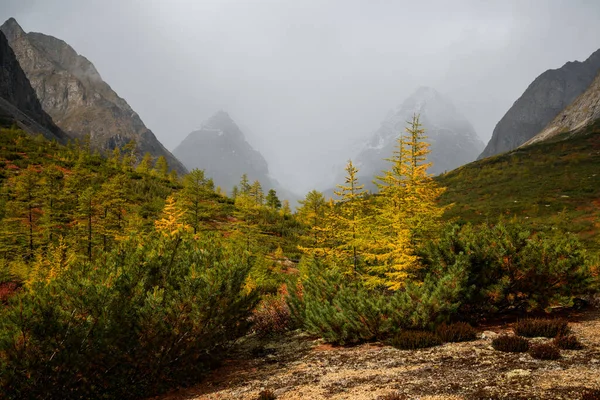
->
[{"left": 365, "top": 114, "right": 447, "bottom": 290}]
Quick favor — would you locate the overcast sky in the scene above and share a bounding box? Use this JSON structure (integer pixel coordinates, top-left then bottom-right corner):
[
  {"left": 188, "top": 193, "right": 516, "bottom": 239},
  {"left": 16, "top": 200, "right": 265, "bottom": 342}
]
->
[{"left": 2, "top": 0, "right": 600, "bottom": 191}]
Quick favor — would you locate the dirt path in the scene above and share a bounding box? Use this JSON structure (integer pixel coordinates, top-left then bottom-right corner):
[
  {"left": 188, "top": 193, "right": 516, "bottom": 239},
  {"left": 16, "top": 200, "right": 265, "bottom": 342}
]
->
[{"left": 155, "top": 309, "right": 600, "bottom": 400}]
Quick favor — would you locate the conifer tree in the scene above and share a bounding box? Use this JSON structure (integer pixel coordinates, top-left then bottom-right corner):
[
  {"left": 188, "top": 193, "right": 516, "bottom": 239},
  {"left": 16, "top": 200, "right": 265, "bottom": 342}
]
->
[
  {"left": 332, "top": 160, "right": 369, "bottom": 274},
  {"left": 110, "top": 147, "right": 121, "bottom": 169},
  {"left": 239, "top": 174, "right": 251, "bottom": 194},
  {"left": 4, "top": 166, "right": 42, "bottom": 260},
  {"left": 154, "top": 156, "right": 169, "bottom": 178},
  {"left": 98, "top": 174, "right": 129, "bottom": 250},
  {"left": 76, "top": 187, "right": 99, "bottom": 261},
  {"left": 249, "top": 180, "right": 264, "bottom": 206},
  {"left": 179, "top": 169, "right": 211, "bottom": 234},
  {"left": 136, "top": 152, "right": 153, "bottom": 174},
  {"left": 280, "top": 199, "right": 291, "bottom": 217},
  {"left": 367, "top": 114, "right": 446, "bottom": 289},
  {"left": 266, "top": 189, "right": 282, "bottom": 210},
  {"left": 297, "top": 190, "right": 327, "bottom": 245},
  {"left": 38, "top": 166, "right": 67, "bottom": 245},
  {"left": 231, "top": 185, "right": 239, "bottom": 200}
]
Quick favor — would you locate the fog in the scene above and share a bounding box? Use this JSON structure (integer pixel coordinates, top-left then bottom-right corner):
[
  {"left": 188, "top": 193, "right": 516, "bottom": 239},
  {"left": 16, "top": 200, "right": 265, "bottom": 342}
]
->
[{"left": 2, "top": 0, "right": 600, "bottom": 192}]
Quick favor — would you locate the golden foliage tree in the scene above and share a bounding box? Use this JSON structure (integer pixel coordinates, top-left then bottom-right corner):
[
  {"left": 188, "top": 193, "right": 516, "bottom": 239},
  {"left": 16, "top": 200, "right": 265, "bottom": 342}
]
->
[{"left": 366, "top": 114, "right": 446, "bottom": 289}]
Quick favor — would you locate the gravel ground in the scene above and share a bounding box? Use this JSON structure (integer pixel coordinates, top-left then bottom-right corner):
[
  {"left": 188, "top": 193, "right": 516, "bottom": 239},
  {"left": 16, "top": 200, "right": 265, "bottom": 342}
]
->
[{"left": 153, "top": 309, "right": 600, "bottom": 400}]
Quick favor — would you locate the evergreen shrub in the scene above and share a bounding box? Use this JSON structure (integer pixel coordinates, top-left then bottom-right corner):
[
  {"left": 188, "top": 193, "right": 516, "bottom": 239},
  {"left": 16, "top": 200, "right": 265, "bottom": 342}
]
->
[
  {"left": 0, "top": 232, "right": 258, "bottom": 399},
  {"left": 419, "top": 223, "right": 594, "bottom": 315}
]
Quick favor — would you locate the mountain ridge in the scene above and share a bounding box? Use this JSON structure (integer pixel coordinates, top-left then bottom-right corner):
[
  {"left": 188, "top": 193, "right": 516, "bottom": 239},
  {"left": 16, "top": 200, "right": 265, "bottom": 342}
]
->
[
  {"left": 524, "top": 70, "right": 600, "bottom": 147},
  {"left": 478, "top": 48, "right": 600, "bottom": 159},
  {"left": 0, "top": 28, "right": 67, "bottom": 142},
  {"left": 0, "top": 17, "right": 186, "bottom": 174}
]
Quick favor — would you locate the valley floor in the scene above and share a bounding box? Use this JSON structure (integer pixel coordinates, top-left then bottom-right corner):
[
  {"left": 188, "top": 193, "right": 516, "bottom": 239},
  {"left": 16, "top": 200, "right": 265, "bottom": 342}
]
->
[{"left": 155, "top": 309, "right": 600, "bottom": 400}]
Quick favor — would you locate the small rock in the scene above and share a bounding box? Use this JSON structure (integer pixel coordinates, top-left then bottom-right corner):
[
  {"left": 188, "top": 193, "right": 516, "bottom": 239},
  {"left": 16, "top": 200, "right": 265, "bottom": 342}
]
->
[
  {"left": 506, "top": 369, "right": 531, "bottom": 379},
  {"left": 481, "top": 331, "right": 498, "bottom": 339}
]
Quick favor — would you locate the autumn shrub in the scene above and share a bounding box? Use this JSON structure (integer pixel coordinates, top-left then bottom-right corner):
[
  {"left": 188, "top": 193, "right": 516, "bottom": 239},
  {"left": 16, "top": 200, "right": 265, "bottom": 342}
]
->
[
  {"left": 378, "top": 393, "right": 408, "bottom": 400},
  {"left": 390, "top": 330, "right": 443, "bottom": 350},
  {"left": 435, "top": 322, "right": 477, "bottom": 343},
  {"left": 581, "top": 389, "right": 600, "bottom": 400},
  {"left": 250, "top": 293, "right": 291, "bottom": 337},
  {"left": 0, "top": 281, "right": 20, "bottom": 304},
  {"left": 554, "top": 334, "right": 584, "bottom": 350},
  {"left": 514, "top": 318, "right": 569, "bottom": 338},
  {"left": 418, "top": 223, "right": 594, "bottom": 316},
  {"left": 257, "top": 389, "right": 277, "bottom": 400},
  {"left": 528, "top": 343, "right": 561, "bottom": 360},
  {"left": 0, "top": 232, "right": 258, "bottom": 400},
  {"left": 491, "top": 335, "right": 530, "bottom": 352}
]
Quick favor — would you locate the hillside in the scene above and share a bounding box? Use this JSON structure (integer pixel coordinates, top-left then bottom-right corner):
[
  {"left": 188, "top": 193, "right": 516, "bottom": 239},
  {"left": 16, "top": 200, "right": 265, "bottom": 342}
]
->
[
  {"left": 0, "top": 18, "right": 186, "bottom": 174},
  {"left": 439, "top": 120, "right": 600, "bottom": 250}
]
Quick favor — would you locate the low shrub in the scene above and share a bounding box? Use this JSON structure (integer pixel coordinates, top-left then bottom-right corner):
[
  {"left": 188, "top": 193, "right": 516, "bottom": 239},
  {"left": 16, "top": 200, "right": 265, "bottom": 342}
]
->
[
  {"left": 390, "top": 330, "right": 443, "bottom": 350},
  {"left": 435, "top": 322, "right": 478, "bottom": 343},
  {"left": 418, "top": 223, "right": 595, "bottom": 315},
  {"left": 257, "top": 389, "right": 277, "bottom": 400},
  {"left": 581, "top": 389, "right": 600, "bottom": 400},
  {"left": 250, "top": 294, "right": 291, "bottom": 337},
  {"left": 378, "top": 393, "right": 407, "bottom": 400},
  {"left": 0, "top": 232, "right": 258, "bottom": 400},
  {"left": 514, "top": 318, "right": 569, "bottom": 338},
  {"left": 287, "top": 258, "right": 465, "bottom": 345},
  {"left": 553, "top": 334, "right": 584, "bottom": 350},
  {"left": 0, "top": 281, "right": 20, "bottom": 304},
  {"left": 491, "top": 335, "right": 530, "bottom": 352},
  {"left": 528, "top": 343, "right": 561, "bottom": 360}
]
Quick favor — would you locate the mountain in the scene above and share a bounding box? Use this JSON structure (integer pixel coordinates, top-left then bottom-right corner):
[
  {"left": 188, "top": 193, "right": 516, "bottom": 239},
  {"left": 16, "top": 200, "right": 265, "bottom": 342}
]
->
[
  {"left": 0, "top": 18, "right": 186, "bottom": 174},
  {"left": 478, "top": 48, "right": 600, "bottom": 160},
  {"left": 174, "top": 111, "right": 284, "bottom": 196},
  {"left": 524, "top": 70, "right": 600, "bottom": 147},
  {"left": 0, "top": 30, "right": 67, "bottom": 142},
  {"left": 350, "top": 87, "right": 484, "bottom": 192}
]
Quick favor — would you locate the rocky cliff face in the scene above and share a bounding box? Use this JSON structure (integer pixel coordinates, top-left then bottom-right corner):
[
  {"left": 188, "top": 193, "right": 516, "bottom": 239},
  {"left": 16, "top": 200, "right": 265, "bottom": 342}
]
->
[
  {"left": 0, "top": 28, "right": 66, "bottom": 142},
  {"left": 174, "top": 111, "right": 279, "bottom": 195},
  {"left": 524, "top": 70, "right": 600, "bottom": 146},
  {"left": 0, "top": 18, "right": 186, "bottom": 174},
  {"left": 479, "top": 48, "right": 600, "bottom": 159},
  {"left": 351, "top": 87, "right": 484, "bottom": 191}
]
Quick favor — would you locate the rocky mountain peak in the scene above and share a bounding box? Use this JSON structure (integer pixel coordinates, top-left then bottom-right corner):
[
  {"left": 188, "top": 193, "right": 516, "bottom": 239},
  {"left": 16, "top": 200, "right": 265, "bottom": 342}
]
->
[
  {"left": 478, "top": 47, "right": 600, "bottom": 160},
  {"left": 346, "top": 87, "right": 484, "bottom": 192},
  {"left": 524, "top": 70, "right": 600, "bottom": 146},
  {"left": 0, "top": 18, "right": 25, "bottom": 41},
  {"left": 0, "top": 30, "right": 67, "bottom": 142},
  {"left": 0, "top": 18, "right": 186, "bottom": 174},
  {"left": 199, "top": 110, "right": 245, "bottom": 141},
  {"left": 174, "top": 112, "right": 272, "bottom": 193}
]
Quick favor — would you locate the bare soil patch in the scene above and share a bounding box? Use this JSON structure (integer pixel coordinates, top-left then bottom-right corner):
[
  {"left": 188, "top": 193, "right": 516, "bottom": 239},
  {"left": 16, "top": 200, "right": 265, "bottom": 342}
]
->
[{"left": 153, "top": 309, "right": 600, "bottom": 400}]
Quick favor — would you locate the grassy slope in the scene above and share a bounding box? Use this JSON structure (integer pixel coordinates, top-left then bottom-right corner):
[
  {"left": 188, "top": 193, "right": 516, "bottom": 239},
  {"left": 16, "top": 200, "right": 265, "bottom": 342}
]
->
[{"left": 437, "top": 121, "right": 600, "bottom": 251}]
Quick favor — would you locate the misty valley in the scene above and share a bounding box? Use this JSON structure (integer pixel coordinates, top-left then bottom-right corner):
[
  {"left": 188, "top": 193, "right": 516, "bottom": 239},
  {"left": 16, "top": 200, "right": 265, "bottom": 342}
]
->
[{"left": 1, "top": 7, "right": 600, "bottom": 400}]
